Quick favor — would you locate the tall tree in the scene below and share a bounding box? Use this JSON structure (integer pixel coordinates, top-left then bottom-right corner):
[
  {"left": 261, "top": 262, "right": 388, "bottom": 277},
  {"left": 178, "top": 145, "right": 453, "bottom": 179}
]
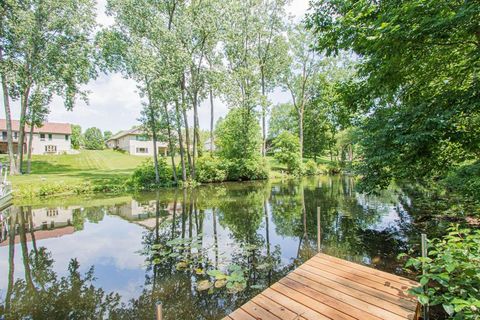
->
[
  {"left": 282, "top": 24, "right": 321, "bottom": 160},
  {"left": 253, "top": 0, "right": 288, "bottom": 157},
  {"left": 25, "top": 88, "right": 50, "bottom": 173},
  {"left": 307, "top": 0, "right": 480, "bottom": 191},
  {"left": 1, "top": 0, "right": 97, "bottom": 173}
]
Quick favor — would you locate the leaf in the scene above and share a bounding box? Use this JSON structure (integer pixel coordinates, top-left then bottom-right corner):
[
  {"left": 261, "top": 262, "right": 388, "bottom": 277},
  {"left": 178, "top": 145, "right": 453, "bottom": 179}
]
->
[
  {"left": 176, "top": 261, "right": 189, "bottom": 270},
  {"left": 214, "top": 279, "right": 227, "bottom": 288},
  {"left": 443, "top": 304, "right": 454, "bottom": 315},
  {"left": 418, "top": 295, "right": 429, "bottom": 305},
  {"left": 197, "top": 280, "right": 212, "bottom": 291},
  {"left": 207, "top": 269, "right": 227, "bottom": 280}
]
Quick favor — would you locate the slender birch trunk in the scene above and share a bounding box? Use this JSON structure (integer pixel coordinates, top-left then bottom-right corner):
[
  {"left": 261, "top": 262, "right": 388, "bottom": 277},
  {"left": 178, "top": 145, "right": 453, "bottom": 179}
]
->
[
  {"left": 0, "top": 47, "right": 18, "bottom": 174},
  {"left": 163, "top": 102, "right": 178, "bottom": 184},
  {"left": 209, "top": 88, "right": 214, "bottom": 154},
  {"left": 26, "top": 116, "right": 35, "bottom": 174},
  {"left": 175, "top": 100, "right": 187, "bottom": 182},
  {"left": 17, "top": 84, "right": 31, "bottom": 173}
]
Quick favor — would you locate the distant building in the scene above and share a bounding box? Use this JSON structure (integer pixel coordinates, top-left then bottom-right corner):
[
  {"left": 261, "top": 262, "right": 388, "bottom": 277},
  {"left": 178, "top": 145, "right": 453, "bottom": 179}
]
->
[
  {"left": 0, "top": 119, "right": 72, "bottom": 155},
  {"left": 106, "top": 127, "right": 169, "bottom": 156}
]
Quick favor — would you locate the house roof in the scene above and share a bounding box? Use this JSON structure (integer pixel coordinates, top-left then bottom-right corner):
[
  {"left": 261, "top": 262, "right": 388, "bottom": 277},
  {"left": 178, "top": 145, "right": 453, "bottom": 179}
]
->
[
  {"left": 0, "top": 226, "right": 75, "bottom": 247},
  {"left": 0, "top": 119, "right": 72, "bottom": 134},
  {"left": 107, "top": 127, "right": 142, "bottom": 141}
]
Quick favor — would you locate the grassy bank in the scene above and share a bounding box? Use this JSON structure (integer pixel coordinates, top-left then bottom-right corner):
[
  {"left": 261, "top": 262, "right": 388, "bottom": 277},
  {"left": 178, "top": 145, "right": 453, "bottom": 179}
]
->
[
  {"left": 3, "top": 150, "right": 334, "bottom": 201},
  {"left": 3, "top": 150, "right": 145, "bottom": 200}
]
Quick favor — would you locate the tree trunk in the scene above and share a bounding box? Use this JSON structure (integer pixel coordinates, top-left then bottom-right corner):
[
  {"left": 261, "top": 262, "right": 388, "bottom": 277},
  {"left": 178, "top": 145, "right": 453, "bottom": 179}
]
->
[
  {"left": 298, "top": 107, "right": 304, "bottom": 160},
  {"left": 193, "top": 93, "right": 201, "bottom": 158},
  {"left": 175, "top": 100, "right": 187, "bottom": 182},
  {"left": 181, "top": 76, "right": 193, "bottom": 176},
  {"left": 163, "top": 103, "right": 178, "bottom": 184},
  {"left": 152, "top": 129, "right": 160, "bottom": 184},
  {"left": 17, "top": 85, "right": 31, "bottom": 173},
  {"left": 0, "top": 47, "right": 18, "bottom": 175},
  {"left": 209, "top": 88, "right": 214, "bottom": 154},
  {"left": 26, "top": 116, "right": 35, "bottom": 174},
  {"left": 261, "top": 70, "right": 266, "bottom": 157},
  {"left": 146, "top": 82, "right": 160, "bottom": 184}
]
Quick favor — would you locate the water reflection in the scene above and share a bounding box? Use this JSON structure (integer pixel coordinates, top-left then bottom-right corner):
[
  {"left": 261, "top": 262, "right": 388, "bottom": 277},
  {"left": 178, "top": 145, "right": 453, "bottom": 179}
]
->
[{"left": 0, "top": 176, "right": 430, "bottom": 319}]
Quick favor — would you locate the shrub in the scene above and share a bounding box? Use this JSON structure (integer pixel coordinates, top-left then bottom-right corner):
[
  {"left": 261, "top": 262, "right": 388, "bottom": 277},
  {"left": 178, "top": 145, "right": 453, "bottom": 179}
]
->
[
  {"left": 127, "top": 158, "right": 174, "bottom": 190},
  {"left": 84, "top": 127, "right": 105, "bottom": 150},
  {"left": 227, "top": 157, "right": 269, "bottom": 181},
  {"left": 400, "top": 225, "right": 480, "bottom": 319},
  {"left": 195, "top": 156, "right": 228, "bottom": 183},
  {"left": 304, "top": 159, "right": 319, "bottom": 176},
  {"left": 444, "top": 161, "right": 480, "bottom": 200},
  {"left": 272, "top": 132, "right": 302, "bottom": 175}
]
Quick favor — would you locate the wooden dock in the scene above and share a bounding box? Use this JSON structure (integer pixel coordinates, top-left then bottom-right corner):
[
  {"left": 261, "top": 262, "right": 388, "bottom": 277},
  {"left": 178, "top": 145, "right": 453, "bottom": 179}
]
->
[{"left": 224, "top": 253, "right": 420, "bottom": 320}]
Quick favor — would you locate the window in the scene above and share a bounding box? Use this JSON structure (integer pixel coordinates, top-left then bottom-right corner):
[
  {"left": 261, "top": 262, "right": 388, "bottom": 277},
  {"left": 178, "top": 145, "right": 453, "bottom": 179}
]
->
[
  {"left": 13, "top": 132, "right": 17, "bottom": 140},
  {"left": 136, "top": 147, "right": 148, "bottom": 154},
  {"left": 65, "top": 135, "right": 69, "bottom": 141},
  {"left": 45, "top": 145, "right": 57, "bottom": 153},
  {"left": 40, "top": 133, "right": 45, "bottom": 141},
  {"left": 2, "top": 131, "right": 6, "bottom": 141},
  {"left": 48, "top": 134, "right": 52, "bottom": 141},
  {"left": 136, "top": 135, "right": 148, "bottom": 141},
  {"left": 47, "top": 209, "right": 58, "bottom": 216}
]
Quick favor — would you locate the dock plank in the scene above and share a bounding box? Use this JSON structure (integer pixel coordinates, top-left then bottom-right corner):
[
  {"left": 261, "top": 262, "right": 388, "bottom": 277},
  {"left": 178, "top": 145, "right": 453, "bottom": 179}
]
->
[{"left": 223, "top": 253, "right": 420, "bottom": 320}]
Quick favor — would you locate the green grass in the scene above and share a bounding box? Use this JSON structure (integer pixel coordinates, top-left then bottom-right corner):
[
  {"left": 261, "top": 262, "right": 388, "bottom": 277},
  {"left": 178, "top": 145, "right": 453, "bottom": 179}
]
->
[{"left": 3, "top": 150, "right": 147, "bottom": 198}]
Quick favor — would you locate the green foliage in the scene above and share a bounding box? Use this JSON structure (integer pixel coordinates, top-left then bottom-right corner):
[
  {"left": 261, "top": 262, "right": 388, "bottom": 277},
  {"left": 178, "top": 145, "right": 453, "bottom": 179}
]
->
[
  {"left": 268, "top": 103, "right": 298, "bottom": 140},
  {"left": 216, "top": 108, "right": 262, "bottom": 161},
  {"left": 307, "top": 0, "right": 480, "bottom": 193},
  {"left": 227, "top": 157, "right": 269, "bottom": 181},
  {"left": 103, "top": 131, "right": 113, "bottom": 141},
  {"left": 401, "top": 226, "right": 480, "bottom": 319},
  {"left": 83, "top": 127, "right": 105, "bottom": 150},
  {"left": 71, "top": 125, "right": 82, "bottom": 150},
  {"left": 273, "top": 132, "right": 302, "bottom": 175},
  {"left": 127, "top": 158, "right": 174, "bottom": 190},
  {"left": 195, "top": 156, "right": 228, "bottom": 183},
  {"left": 304, "top": 159, "right": 318, "bottom": 176},
  {"left": 444, "top": 162, "right": 480, "bottom": 201}
]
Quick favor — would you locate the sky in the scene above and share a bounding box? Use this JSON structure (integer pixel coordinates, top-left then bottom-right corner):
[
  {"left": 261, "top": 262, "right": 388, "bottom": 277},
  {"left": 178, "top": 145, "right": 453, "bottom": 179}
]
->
[{"left": 8, "top": 0, "right": 311, "bottom": 134}]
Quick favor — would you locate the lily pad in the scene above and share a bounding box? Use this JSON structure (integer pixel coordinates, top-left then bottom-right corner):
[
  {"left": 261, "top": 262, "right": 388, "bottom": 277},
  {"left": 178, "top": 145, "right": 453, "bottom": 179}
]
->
[
  {"left": 214, "top": 279, "right": 227, "bottom": 288},
  {"left": 197, "top": 280, "right": 212, "bottom": 291}
]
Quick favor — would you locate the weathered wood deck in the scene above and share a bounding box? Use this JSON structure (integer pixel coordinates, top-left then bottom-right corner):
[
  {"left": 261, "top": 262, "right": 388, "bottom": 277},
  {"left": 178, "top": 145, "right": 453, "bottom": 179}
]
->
[{"left": 224, "top": 253, "right": 420, "bottom": 320}]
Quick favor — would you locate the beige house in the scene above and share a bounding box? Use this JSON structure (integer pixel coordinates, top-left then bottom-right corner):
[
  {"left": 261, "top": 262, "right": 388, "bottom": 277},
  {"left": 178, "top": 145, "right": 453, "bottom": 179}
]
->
[
  {"left": 0, "top": 119, "right": 72, "bottom": 155},
  {"left": 106, "top": 127, "right": 169, "bottom": 156}
]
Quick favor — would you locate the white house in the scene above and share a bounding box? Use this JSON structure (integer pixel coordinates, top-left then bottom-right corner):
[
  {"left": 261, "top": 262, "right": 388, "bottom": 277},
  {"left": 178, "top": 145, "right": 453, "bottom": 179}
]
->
[
  {"left": 0, "top": 119, "right": 72, "bottom": 155},
  {"left": 106, "top": 127, "right": 169, "bottom": 156}
]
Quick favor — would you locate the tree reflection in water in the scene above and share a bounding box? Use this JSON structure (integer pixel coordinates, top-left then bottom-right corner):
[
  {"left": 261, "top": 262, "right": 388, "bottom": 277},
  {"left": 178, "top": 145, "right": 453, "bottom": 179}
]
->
[
  {"left": 1, "top": 208, "right": 120, "bottom": 319},
  {"left": 0, "top": 176, "right": 428, "bottom": 319}
]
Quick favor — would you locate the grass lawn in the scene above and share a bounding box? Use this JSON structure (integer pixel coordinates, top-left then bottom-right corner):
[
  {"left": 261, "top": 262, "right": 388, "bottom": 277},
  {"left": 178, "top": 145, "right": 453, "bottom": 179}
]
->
[
  {"left": 3, "top": 150, "right": 147, "bottom": 196},
  {"left": 2, "top": 150, "right": 334, "bottom": 201}
]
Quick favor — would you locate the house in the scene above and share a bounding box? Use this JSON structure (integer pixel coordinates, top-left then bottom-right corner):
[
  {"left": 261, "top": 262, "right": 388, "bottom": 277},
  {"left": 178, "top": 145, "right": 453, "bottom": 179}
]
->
[
  {"left": 106, "top": 127, "right": 169, "bottom": 156},
  {"left": 0, "top": 119, "right": 72, "bottom": 155}
]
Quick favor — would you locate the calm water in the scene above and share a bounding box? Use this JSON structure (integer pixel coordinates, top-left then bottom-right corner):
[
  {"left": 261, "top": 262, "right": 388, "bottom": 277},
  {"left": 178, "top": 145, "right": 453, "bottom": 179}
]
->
[{"left": 0, "top": 176, "right": 439, "bottom": 319}]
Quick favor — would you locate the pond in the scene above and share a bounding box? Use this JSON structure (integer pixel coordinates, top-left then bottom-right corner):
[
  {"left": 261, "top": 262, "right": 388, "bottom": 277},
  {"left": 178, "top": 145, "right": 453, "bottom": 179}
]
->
[{"left": 0, "top": 176, "right": 442, "bottom": 319}]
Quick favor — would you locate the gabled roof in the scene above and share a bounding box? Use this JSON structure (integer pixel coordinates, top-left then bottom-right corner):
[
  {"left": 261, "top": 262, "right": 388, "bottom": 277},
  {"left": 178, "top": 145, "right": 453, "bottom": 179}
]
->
[
  {"left": 0, "top": 119, "right": 72, "bottom": 134},
  {"left": 107, "top": 127, "right": 144, "bottom": 141}
]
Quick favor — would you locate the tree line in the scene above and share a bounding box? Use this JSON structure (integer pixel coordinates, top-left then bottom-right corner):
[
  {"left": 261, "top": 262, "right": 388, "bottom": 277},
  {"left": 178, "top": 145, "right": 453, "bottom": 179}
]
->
[{"left": 1, "top": 0, "right": 351, "bottom": 184}]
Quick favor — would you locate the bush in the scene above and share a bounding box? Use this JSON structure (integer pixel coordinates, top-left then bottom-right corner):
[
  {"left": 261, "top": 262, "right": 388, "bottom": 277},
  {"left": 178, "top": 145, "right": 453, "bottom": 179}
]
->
[
  {"left": 304, "top": 159, "right": 319, "bottom": 176},
  {"left": 127, "top": 158, "right": 174, "bottom": 190},
  {"left": 272, "top": 132, "right": 302, "bottom": 175},
  {"left": 195, "top": 156, "right": 228, "bottom": 183},
  {"left": 227, "top": 157, "right": 269, "bottom": 181},
  {"left": 400, "top": 226, "right": 480, "bottom": 319},
  {"left": 444, "top": 161, "right": 480, "bottom": 200},
  {"left": 84, "top": 127, "right": 105, "bottom": 150}
]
